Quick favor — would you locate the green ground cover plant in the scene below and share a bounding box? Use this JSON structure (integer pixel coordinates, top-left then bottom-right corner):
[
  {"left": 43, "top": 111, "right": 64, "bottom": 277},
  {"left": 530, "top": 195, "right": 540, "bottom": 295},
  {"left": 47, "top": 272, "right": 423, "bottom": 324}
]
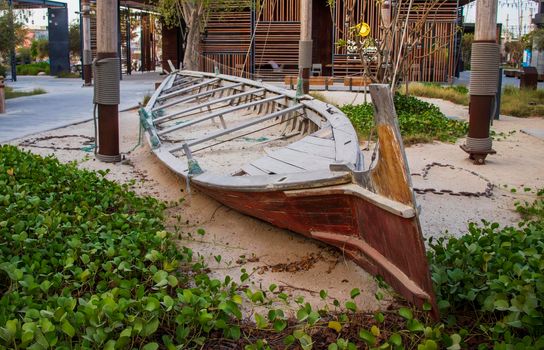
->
[
  {"left": 428, "top": 189, "right": 544, "bottom": 349},
  {"left": 5, "top": 86, "right": 46, "bottom": 99},
  {"left": 0, "top": 146, "right": 244, "bottom": 349},
  {"left": 341, "top": 94, "right": 468, "bottom": 145},
  {"left": 16, "top": 62, "right": 50, "bottom": 76},
  {"left": 1, "top": 145, "right": 543, "bottom": 349}
]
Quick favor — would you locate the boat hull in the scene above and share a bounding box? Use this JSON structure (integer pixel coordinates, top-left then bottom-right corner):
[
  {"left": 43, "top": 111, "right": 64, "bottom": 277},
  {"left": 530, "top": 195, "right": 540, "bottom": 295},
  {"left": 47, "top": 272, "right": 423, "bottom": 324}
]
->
[{"left": 194, "top": 181, "right": 437, "bottom": 316}]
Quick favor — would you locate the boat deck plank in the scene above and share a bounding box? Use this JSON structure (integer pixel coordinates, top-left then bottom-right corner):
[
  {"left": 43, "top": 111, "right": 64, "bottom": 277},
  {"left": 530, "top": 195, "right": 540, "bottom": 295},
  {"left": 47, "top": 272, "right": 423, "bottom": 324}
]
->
[
  {"left": 287, "top": 138, "right": 336, "bottom": 159},
  {"left": 266, "top": 148, "right": 332, "bottom": 171},
  {"left": 312, "top": 126, "right": 334, "bottom": 139},
  {"left": 242, "top": 164, "right": 270, "bottom": 176},
  {"left": 251, "top": 156, "right": 305, "bottom": 175}
]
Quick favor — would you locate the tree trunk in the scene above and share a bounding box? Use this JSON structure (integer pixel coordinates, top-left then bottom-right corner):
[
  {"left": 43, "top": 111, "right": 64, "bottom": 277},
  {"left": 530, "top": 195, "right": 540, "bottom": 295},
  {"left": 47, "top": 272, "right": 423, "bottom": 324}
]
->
[{"left": 183, "top": 12, "right": 200, "bottom": 71}]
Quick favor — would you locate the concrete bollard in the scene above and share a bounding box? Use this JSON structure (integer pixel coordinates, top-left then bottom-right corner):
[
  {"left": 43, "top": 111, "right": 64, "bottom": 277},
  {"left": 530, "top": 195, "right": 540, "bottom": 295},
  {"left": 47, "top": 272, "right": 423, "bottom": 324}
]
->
[{"left": 0, "top": 76, "right": 5, "bottom": 114}]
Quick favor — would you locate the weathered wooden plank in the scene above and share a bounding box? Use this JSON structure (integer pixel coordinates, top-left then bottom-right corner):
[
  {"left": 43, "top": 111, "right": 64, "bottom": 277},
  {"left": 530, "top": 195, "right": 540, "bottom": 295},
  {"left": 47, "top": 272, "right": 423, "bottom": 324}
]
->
[
  {"left": 242, "top": 164, "right": 270, "bottom": 176},
  {"left": 157, "top": 78, "right": 220, "bottom": 102},
  {"left": 266, "top": 148, "right": 332, "bottom": 171},
  {"left": 312, "top": 126, "right": 333, "bottom": 139},
  {"left": 333, "top": 128, "right": 359, "bottom": 164},
  {"left": 155, "top": 88, "right": 267, "bottom": 124},
  {"left": 157, "top": 94, "right": 285, "bottom": 136},
  {"left": 296, "top": 135, "right": 335, "bottom": 148},
  {"left": 152, "top": 83, "right": 244, "bottom": 112},
  {"left": 168, "top": 103, "right": 304, "bottom": 153},
  {"left": 251, "top": 156, "right": 305, "bottom": 175},
  {"left": 287, "top": 138, "right": 335, "bottom": 159}
]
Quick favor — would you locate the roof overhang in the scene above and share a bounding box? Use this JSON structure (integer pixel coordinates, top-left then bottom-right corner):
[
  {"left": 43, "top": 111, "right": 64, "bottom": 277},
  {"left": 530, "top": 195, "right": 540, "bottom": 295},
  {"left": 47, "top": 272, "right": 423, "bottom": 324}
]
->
[{"left": 9, "top": 0, "right": 66, "bottom": 9}]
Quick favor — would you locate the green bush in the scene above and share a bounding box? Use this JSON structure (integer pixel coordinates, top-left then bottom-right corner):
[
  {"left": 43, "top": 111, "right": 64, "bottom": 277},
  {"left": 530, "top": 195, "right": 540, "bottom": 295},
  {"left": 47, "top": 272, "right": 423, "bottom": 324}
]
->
[
  {"left": 341, "top": 94, "right": 468, "bottom": 144},
  {"left": 0, "top": 65, "right": 6, "bottom": 77},
  {"left": 428, "top": 191, "right": 544, "bottom": 347},
  {"left": 0, "top": 146, "right": 243, "bottom": 349},
  {"left": 16, "top": 62, "right": 50, "bottom": 76}
]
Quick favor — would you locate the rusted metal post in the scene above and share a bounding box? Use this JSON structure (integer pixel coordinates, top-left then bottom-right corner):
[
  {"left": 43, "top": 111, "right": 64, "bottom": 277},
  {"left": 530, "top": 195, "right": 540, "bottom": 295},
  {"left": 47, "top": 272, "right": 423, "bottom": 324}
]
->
[
  {"left": 94, "top": 0, "right": 121, "bottom": 162},
  {"left": 299, "top": 0, "right": 312, "bottom": 94},
  {"left": 461, "top": 0, "right": 499, "bottom": 164},
  {"left": 81, "top": 0, "right": 92, "bottom": 86},
  {"left": 0, "top": 76, "right": 5, "bottom": 114}
]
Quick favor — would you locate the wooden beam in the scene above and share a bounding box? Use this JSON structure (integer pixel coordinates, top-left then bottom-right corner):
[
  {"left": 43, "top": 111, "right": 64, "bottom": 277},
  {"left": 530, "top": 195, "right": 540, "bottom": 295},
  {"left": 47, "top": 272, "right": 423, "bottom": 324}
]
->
[
  {"left": 152, "top": 83, "right": 244, "bottom": 112},
  {"left": 154, "top": 87, "right": 267, "bottom": 124},
  {"left": 168, "top": 103, "right": 304, "bottom": 153},
  {"left": 156, "top": 78, "right": 220, "bottom": 102},
  {"left": 158, "top": 94, "right": 285, "bottom": 136}
]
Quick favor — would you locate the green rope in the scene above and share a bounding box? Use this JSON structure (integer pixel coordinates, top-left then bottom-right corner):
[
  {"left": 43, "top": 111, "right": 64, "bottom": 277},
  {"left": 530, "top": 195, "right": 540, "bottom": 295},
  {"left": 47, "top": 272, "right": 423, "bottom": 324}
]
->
[
  {"left": 295, "top": 71, "right": 304, "bottom": 102},
  {"left": 187, "top": 159, "right": 203, "bottom": 176}
]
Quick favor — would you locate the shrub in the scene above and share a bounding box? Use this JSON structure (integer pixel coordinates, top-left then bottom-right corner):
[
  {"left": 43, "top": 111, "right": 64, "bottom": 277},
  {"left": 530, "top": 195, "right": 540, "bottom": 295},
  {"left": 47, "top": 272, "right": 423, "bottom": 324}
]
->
[
  {"left": 341, "top": 94, "right": 468, "bottom": 144},
  {"left": 0, "top": 64, "right": 6, "bottom": 77},
  {"left": 0, "top": 146, "right": 243, "bottom": 349},
  {"left": 16, "top": 62, "right": 50, "bottom": 76},
  {"left": 428, "top": 190, "right": 544, "bottom": 347}
]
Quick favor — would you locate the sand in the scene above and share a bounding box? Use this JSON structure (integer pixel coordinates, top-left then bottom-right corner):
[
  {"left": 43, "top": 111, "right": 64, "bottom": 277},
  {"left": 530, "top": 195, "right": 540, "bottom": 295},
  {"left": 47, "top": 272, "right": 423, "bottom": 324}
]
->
[{"left": 8, "top": 93, "right": 544, "bottom": 312}]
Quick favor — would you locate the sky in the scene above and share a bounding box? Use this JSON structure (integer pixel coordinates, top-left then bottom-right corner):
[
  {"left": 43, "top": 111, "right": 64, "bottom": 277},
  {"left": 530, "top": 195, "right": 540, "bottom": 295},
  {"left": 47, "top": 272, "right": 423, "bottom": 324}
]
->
[{"left": 23, "top": 0, "right": 541, "bottom": 39}]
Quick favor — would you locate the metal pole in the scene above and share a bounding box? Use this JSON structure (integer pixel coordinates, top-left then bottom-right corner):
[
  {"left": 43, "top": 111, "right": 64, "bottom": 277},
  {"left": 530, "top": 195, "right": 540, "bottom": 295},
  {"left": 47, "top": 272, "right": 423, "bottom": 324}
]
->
[
  {"left": 8, "top": 0, "right": 17, "bottom": 82},
  {"left": 0, "top": 76, "right": 5, "bottom": 114},
  {"left": 118, "top": 0, "right": 122, "bottom": 80},
  {"left": 298, "top": 0, "right": 312, "bottom": 94},
  {"left": 81, "top": 0, "right": 92, "bottom": 86},
  {"left": 126, "top": 7, "right": 132, "bottom": 75},
  {"left": 494, "top": 67, "right": 502, "bottom": 120},
  {"left": 461, "top": 0, "right": 499, "bottom": 164},
  {"left": 95, "top": 0, "right": 121, "bottom": 162}
]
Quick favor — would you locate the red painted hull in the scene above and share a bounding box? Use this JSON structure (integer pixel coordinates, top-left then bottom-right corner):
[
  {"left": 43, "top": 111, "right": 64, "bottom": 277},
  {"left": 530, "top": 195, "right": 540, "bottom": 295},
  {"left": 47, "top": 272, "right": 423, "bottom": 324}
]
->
[{"left": 195, "top": 183, "right": 437, "bottom": 317}]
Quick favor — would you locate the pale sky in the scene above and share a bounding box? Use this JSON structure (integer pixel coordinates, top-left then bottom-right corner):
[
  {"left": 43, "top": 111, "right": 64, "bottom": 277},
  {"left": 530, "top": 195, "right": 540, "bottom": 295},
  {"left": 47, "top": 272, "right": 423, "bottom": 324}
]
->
[{"left": 23, "top": 0, "right": 540, "bottom": 39}]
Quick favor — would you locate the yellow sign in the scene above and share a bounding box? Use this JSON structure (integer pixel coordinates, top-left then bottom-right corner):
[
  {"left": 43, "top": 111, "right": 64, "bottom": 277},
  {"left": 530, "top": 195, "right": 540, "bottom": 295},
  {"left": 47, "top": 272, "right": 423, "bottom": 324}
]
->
[{"left": 357, "top": 22, "right": 371, "bottom": 37}]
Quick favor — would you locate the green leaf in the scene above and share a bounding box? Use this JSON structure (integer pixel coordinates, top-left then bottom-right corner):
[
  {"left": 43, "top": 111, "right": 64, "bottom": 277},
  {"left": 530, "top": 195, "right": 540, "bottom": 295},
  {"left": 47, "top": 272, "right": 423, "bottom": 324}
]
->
[
  {"left": 345, "top": 301, "right": 357, "bottom": 312},
  {"left": 296, "top": 309, "right": 309, "bottom": 322},
  {"left": 407, "top": 319, "right": 425, "bottom": 332},
  {"left": 162, "top": 295, "right": 174, "bottom": 311},
  {"left": 142, "top": 343, "right": 159, "bottom": 350},
  {"left": 389, "top": 333, "right": 402, "bottom": 346},
  {"left": 493, "top": 299, "right": 509, "bottom": 311},
  {"left": 398, "top": 307, "right": 413, "bottom": 320},
  {"left": 283, "top": 335, "right": 295, "bottom": 346},
  {"left": 142, "top": 318, "right": 159, "bottom": 337},
  {"left": 350, "top": 288, "right": 361, "bottom": 299},
  {"left": 61, "top": 320, "right": 75, "bottom": 338},
  {"left": 145, "top": 297, "right": 161, "bottom": 312},
  {"left": 273, "top": 319, "right": 287, "bottom": 332},
  {"left": 298, "top": 333, "right": 313, "bottom": 350},
  {"left": 359, "top": 329, "right": 376, "bottom": 345}
]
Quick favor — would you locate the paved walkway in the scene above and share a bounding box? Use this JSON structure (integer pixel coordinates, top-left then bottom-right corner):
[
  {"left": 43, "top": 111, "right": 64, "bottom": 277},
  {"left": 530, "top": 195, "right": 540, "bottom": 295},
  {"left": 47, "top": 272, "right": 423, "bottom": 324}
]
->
[{"left": 0, "top": 72, "right": 160, "bottom": 142}]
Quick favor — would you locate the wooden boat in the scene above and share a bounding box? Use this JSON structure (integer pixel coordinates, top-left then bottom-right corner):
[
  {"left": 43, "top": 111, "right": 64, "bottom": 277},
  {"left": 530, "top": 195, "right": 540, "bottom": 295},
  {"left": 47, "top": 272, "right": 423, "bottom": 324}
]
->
[{"left": 141, "top": 70, "right": 438, "bottom": 317}]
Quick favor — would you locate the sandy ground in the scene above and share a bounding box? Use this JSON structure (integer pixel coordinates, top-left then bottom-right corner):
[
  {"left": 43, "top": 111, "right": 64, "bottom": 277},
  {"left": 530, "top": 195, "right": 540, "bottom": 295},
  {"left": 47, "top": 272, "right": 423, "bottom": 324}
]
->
[{"left": 7, "top": 94, "right": 544, "bottom": 313}]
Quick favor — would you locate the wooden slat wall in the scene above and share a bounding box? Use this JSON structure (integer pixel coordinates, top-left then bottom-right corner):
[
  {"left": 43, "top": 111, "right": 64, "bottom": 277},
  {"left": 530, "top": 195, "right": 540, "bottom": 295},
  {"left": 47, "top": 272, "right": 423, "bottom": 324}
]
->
[
  {"left": 200, "top": 2, "right": 252, "bottom": 77},
  {"left": 198, "top": 0, "right": 459, "bottom": 82},
  {"left": 331, "top": 0, "right": 458, "bottom": 82}
]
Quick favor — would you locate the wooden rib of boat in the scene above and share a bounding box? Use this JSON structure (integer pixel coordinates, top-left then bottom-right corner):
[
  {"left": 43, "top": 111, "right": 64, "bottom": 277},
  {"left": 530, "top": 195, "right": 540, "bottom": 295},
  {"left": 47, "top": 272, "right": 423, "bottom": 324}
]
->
[{"left": 141, "top": 70, "right": 438, "bottom": 317}]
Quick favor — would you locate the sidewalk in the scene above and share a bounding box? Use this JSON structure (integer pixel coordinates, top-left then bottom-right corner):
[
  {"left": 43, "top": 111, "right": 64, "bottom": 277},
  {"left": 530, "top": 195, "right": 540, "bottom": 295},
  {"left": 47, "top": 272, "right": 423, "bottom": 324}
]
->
[{"left": 0, "top": 73, "right": 161, "bottom": 142}]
